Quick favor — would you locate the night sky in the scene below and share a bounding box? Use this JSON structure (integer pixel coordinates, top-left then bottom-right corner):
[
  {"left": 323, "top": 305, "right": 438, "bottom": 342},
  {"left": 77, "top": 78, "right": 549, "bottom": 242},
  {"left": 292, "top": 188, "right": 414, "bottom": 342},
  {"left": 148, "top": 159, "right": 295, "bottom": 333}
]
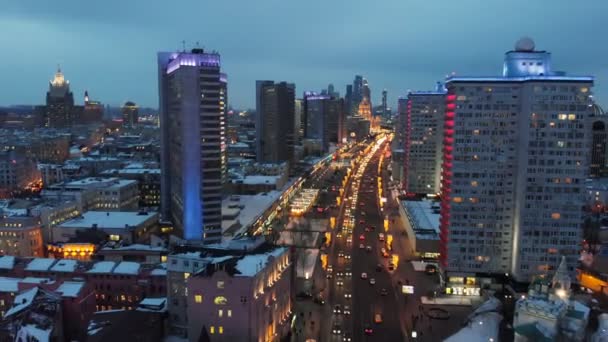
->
[{"left": 1, "top": 0, "right": 606, "bottom": 109}]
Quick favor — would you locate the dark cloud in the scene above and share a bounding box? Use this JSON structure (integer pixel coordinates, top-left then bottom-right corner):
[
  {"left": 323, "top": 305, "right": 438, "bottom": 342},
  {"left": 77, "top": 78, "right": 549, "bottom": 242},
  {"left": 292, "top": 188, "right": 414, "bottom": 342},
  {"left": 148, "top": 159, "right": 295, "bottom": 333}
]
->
[{"left": 0, "top": 0, "right": 606, "bottom": 108}]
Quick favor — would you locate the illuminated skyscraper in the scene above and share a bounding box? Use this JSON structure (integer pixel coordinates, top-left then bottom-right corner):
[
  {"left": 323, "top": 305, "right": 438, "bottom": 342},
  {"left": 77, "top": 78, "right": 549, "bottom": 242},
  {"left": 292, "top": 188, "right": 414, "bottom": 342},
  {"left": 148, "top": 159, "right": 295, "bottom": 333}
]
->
[
  {"left": 158, "top": 48, "right": 223, "bottom": 242},
  {"left": 44, "top": 67, "right": 75, "bottom": 128},
  {"left": 440, "top": 38, "right": 594, "bottom": 282}
]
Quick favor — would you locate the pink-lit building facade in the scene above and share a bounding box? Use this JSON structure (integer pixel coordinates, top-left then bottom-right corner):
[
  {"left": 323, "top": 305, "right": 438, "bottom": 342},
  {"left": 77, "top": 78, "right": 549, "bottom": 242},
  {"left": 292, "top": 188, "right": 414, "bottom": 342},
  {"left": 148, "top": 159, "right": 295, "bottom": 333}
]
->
[{"left": 186, "top": 247, "right": 293, "bottom": 342}]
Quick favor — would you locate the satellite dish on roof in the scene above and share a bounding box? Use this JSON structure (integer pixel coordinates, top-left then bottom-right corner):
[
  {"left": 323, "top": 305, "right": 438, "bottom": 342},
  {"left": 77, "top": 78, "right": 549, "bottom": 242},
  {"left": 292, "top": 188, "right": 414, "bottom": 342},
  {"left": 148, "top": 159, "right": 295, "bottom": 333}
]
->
[{"left": 515, "top": 37, "right": 535, "bottom": 52}]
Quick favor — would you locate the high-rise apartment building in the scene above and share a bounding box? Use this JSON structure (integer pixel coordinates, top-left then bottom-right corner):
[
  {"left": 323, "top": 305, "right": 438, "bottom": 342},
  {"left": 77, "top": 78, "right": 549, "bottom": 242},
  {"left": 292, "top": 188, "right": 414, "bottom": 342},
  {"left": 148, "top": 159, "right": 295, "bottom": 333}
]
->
[
  {"left": 382, "top": 89, "right": 388, "bottom": 116},
  {"left": 121, "top": 101, "right": 139, "bottom": 128},
  {"left": 44, "top": 68, "right": 75, "bottom": 128},
  {"left": 255, "top": 81, "right": 295, "bottom": 164},
  {"left": 158, "top": 49, "right": 224, "bottom": 243},
  {"left": 590, "top": 104, "right": 608, "bottom": 178},
  {"left": 220, "top": 73, "right": 228, "bottom": 186},
  {"left": 404, "top": 84, "right": 446, "bottom": 195},
  {"left": 352, "top": 75, "right": 363, "bottom": 115},
  {"left": 440, "top": 38, "right": 594, "bottom": 282}
]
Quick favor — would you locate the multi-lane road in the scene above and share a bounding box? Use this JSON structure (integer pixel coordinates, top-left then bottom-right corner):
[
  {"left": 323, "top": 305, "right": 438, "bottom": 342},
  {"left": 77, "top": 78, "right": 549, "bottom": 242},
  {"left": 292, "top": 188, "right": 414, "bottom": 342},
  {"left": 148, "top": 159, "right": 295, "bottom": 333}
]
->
[{"left": 316, "top": 136, "right": 406, "bottom": 342}]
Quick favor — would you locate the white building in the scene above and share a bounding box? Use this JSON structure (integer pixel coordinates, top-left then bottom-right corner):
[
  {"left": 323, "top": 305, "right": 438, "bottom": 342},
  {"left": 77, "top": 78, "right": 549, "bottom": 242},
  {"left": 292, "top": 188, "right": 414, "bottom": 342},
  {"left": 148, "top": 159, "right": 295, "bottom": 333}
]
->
[
  {"left": 440, "top": 38, "right": 594, "bottom": 281},
  {"left": 43, "top": 177, "right": 139, "bottom": 212},
  {"left": 404, "top": 84, "right": 446, "bottom": 195},
  {"left": 54, "top": 211, "right": 158, "bottom": 243},
  {"left": 514, "top": 257, "right": 590, "bottom": 341}
]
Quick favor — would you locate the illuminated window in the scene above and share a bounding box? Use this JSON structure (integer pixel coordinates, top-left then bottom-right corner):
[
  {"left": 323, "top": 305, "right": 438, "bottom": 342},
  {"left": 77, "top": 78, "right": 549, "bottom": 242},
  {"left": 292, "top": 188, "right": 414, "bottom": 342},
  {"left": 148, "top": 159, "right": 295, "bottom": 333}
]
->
[
  {"left": 469, "top": 197, "right": 479, "bottom": 204},
  {"left": 557, "top": 141, "right": 565, "bottom": 148},
  {"left": 194, "top": 295, "right": 203, "bottom": 303},
  {"left": 470, "top": 181, "right": 478, "bottom": 187},
  {"left": 219, "top": 326, "right": 224, "bottom": 334},
  {"left": 558, "top": 114, "right": 567, "bottom": 120},
  {"left": 161, "top": 255, "right": 167, "bottom": 263},
  {"left": 227, "top": 309, "right": 232, "bottom": 317},
  {"left": 210, "top": 326, "right": 215, "bottom": 334},
  {"left": 548, "top": 248, "right": 558, "bottom": 254},
  {"left": 551, "top": 213, "right": 561, "bottom": 220},
  {"left": 452, "top": 197, "right": 463, "bottom": 203},
  {"left": 109, "top": 234, "right": 120, "bottom": 241},
  {"left": 581, "top": 87, "right": 589, "bottom": 93},
  {"left": 120, "top": 295, "right": 126, "bottom": 301},
  {"left": 217, "top": 281, "right": 225, "bottom": 289},
  {"left": 473, "top": 130, "right": 480, "bottom": 135},
  {"left": 568, "top": 114, "right": 576, "bottom": 120},
  {"left": 184, "top": 273, "right": 190, "bottom": 280},
  {"left": 218, "top": 309, "right": 223, "bottom": 317},
  {"left": 214, "top": 296, "right": 228, "bottom": 305}
]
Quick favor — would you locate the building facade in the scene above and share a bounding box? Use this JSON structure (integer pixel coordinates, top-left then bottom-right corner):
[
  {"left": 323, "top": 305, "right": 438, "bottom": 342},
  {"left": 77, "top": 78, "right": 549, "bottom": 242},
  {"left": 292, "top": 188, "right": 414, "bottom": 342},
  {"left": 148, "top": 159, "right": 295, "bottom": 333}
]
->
[
  {"left": 440, "top": 38, "right": 594, "bottom": 282},
  {"left": 590, "top": 105, "right": 608, "bottom": 178},
  {"left": 404, "top": 86, "right": 445, "bottom": 195},
  {"left": 158, "top": 49, "right": 224, "bottom": 242},
  {"left": 0, "top": 217, "right": 44, "bottom": 257},
  {"left": 186, "top": 247, "right": 292, "bottom": 342},
  {"left": 255, "top": 81, "right": 296, "bottom": 164},
  {"left": 44, "top": 68, "right": 76, "bottom": 128},
  {"left": 122, "top": 101, "right": 139, "bottom": 128}
]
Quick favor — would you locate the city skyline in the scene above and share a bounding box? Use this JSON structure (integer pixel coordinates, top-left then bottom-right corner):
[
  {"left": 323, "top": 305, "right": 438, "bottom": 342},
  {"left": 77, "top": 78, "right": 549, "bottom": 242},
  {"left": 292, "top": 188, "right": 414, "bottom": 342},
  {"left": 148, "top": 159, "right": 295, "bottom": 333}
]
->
[{"left": 0, "top": 1, "right": 606, "bottom": 109}]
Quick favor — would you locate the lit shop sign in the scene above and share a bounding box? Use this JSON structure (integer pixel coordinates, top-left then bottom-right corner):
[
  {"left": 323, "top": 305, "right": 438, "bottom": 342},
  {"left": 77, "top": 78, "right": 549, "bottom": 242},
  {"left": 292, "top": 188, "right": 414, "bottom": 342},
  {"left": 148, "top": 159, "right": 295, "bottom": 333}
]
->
[{"left": 402, "top": 285, "right": 414, "bottom": 294}]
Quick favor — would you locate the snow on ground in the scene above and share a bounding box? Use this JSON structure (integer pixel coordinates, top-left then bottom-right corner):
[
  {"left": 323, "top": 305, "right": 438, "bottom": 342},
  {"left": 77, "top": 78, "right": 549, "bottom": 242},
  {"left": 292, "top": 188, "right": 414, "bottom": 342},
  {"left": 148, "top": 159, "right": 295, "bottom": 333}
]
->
[{"left": 421, "top": 296, "right": 473, "bottom": 306}]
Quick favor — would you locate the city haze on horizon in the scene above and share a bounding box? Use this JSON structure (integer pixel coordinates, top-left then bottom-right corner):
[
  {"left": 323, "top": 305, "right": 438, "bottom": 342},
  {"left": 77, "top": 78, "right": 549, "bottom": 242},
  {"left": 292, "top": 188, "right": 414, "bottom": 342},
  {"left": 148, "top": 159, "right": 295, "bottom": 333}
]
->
[{"left": 0, "top": 0, "right": 607, "bottom": 109}]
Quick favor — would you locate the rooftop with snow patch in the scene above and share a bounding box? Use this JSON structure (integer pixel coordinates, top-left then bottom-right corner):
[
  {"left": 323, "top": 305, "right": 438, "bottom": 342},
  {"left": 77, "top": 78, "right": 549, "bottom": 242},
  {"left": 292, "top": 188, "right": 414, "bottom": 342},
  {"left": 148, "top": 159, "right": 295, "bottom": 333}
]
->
[
  {"left": 113, "top": 261, "right": 141, "bottom": 275},
  {"left": 58, "top": 211, "right": 157, "bottom": 229},
  {"left": 50, "top": 259, "right": 78, "bottom": 273},
  {"left": 25, "top": 258, "right": 57, "bottom": 272},
  {"left": 87, "top": 261, "right": 116, "bottom": 274},
  {"left": 56, "top": 281, "right": 85, "bottom": 298}
]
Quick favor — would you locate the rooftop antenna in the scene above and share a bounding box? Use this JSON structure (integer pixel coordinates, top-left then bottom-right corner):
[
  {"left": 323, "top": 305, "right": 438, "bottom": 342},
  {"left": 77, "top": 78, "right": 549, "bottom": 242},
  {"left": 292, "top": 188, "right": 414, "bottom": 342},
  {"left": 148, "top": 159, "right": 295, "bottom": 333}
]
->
[{"left": 181, "top": 40, "right": 186, "bottom": 52}]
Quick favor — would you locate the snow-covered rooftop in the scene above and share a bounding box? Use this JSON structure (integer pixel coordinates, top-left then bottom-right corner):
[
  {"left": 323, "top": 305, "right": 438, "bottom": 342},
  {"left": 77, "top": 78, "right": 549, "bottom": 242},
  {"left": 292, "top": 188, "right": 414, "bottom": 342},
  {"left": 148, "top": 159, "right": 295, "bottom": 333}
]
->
[
  {"left": 151, "top": 268, "right": 167, "bottom": 276},
  {"left": 87, "top": 261, "right": 116, "bottom": 274},
  {"left": 113, "top": 261, "right": 141, "bottom": 275},
  {"left": 238, "top": 175, "right": 281, "bottom": 185},
  {"left": 17, "top": 324, "right": 51, "bottom": 342},
  {"left": 50, "top": 259, "right": 78, "bottom": 273},
  {"left": 0, "top": 277, "right": 20, "bottom": 292},
  {"left": 58, "top": 211, "right": 157, "bottom": 229},
  {"left": 235, "top": 247, "right": 287, "bottom": 277},
  {"left": 221, "top": 192, "right": 281, "bottom": 235},
  {"left": 101, "top": 244, "right": 167, "bottom": 252},
  {"left": 56, "top": 281, "right": 85, "bottom": 298},
  {"left": 25, "top": 258, "right": 57, "bottom": 272},
  {"left": 0, "top": 255, "right": 15, "bottom": 270},
  {"left": 446, "top": 297, "right": 502, "bottom": 342},
  {"left": 5, "top": 287, "right": 38, "bottom": 317},
  {"left": 402, "top": 200, "right": 440, "bottom": 239},
  {"left": 137, "top": 297, "right": 167, "bottom": 312}
]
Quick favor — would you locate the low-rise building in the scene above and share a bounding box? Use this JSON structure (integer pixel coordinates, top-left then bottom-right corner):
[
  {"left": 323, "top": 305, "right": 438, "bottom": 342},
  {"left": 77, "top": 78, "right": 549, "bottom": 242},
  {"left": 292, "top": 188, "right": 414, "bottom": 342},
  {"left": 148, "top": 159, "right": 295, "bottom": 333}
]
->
[
  {"left": 97, "top": 242, "right": 168, "bottom": 264},
  {"left": 397, "top": 199, "right": 440, "bottom": 259},
  {"left": 101, "top": 165, "right": 161, "bottom": 209},
  {"left": 186, "top": 246, "right": 292, "bottom": 342},
  {"left": 54, "top": 211, "right": 158, "bottom": 243},
  {"left": 0, "top": 217, "right": 44, "bottom": 257},
  {"left": 43, "top": 177, "right": 139, "bottom": 211}
]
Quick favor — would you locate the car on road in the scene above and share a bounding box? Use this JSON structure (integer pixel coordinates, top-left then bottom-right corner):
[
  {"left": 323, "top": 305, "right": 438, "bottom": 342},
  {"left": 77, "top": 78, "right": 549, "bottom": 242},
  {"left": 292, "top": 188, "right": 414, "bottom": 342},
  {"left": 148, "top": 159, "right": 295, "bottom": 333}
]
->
[
  {"left": 361, "top": 211, "right": 366, "bottom": 216},
  {"left": 333, "top": 304, "right": 342, "bottom": 314},
  {"left": 359, "top": 219, "right": 365, "bottom": 224},
  {"left": 359, "top": 243, "right": 365, "bottom": 249},
  {"left": 388, "top": 262, "right": 395, "bottom": 271},
  {"left": 376, "top": 264, "right": 383, "bottom": 272},
  {"left": 332, "top": 323, "right": 342, "bottom": 335},
  {"left": 359, "top": 234, "right": 365, "bottom": 241},
  {"left": 344, "top": 293, "right": 352, "bottom": 299},
  {"left": 344, "top": 254, "right": 351, "bottom": 260},
  {"left": 336, "top": 279, "right": 344, "bottom": 286},
  {"left": 336, "top": 272, "right": 343, "bottom": 277},
  {"left": 346, "top": 236, "right": 352, "bottom": 243},
  {"left": 425, "top": 264, "right": 438, "bottom": 275},
  {"left": 361, "top": 272, "right": 368, "bottom": 279},
  {"left": 343, "top": 305, "right": 351, "bottom": 315},
  {"left": 374, "top": 313, "right": 383, "bottom": 323},
  {"left": 380, "top": 288, "right": 388, "bottom": 296},
  {"left": 364, "top": 325, "right": 373, "bottom": 335},
  {"left": 370, "top": 278, "right": 376, "bottom": 285},
  {"left": 378, "top": 233, "right": 385, "bottom": 241},
  {"left": 338, "top": 251, "right": 344, "bottom": 258},
  {"left": 381, "top": 248, "right": 389, "bottom": 258},
  {"left": 326, "top": 273, "right": 333, "bottom": 279},
  {"left": 366, "top": 246, "right": 372, "bottom": 253},
  {"left": 342, "top": 332, "right": 352, "bottom": 341},
  {"left": 345, "top": 268, "right": 352, "bottom": 277}
]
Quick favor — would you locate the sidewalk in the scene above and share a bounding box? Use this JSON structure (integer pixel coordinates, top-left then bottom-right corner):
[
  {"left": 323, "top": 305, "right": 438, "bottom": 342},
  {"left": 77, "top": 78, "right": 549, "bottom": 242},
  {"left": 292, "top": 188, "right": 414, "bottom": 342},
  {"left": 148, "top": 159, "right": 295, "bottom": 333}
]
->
[{"left": 420, "top": 295, "right": 475, "bottom": 306}]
